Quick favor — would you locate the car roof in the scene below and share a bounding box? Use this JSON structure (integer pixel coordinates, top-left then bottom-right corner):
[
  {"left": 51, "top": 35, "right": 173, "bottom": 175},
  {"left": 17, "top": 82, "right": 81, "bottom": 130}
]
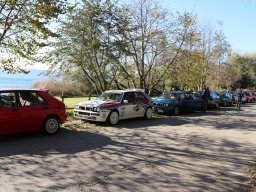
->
[
  {"left": 104, "top": 89, "right": 145, "bottom": 93},
  {"left": 163, "top": 91, "right": 192, "bottom": 94},
  {"left": 0, "top": 88, "right": 48, "bottom": 92}
]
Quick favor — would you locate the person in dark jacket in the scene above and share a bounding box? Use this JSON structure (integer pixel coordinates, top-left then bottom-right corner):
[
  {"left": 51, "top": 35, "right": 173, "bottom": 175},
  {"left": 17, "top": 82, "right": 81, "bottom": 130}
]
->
[{"left": 201, "top": 85, "right": 210, "bottom": 112}]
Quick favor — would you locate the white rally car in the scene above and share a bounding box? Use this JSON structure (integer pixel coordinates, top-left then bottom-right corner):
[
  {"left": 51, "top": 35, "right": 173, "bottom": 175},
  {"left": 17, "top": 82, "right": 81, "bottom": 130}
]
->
[{"left": 73, "top": 89, "right": 153, "bottom": 125}]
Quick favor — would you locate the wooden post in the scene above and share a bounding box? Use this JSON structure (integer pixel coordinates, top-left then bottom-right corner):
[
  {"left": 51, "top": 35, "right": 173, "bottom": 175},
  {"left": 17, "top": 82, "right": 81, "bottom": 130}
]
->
[{"left": 61, "top": 91, "right": 64, "bottom": 103}]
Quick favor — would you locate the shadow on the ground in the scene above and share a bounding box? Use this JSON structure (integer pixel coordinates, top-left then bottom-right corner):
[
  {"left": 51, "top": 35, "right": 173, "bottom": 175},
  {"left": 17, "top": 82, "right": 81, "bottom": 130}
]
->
[
  {"left": 0, "top": 103, "right": 255, "bottom": 192},
  {"left": 81, "top": 127, "right": 255, "bottom": 192},
  {"left": 0, "top": 128, "right": 114, "bottom": 157},
  {"left": 106, "top": 103, "right": 255, "bottom": 131}
]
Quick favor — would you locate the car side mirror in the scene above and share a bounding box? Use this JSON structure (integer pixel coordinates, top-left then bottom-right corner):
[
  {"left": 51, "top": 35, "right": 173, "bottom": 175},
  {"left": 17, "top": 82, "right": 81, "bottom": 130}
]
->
[{"left": 123, "top": 100, "right": 128, "bottom": 104}]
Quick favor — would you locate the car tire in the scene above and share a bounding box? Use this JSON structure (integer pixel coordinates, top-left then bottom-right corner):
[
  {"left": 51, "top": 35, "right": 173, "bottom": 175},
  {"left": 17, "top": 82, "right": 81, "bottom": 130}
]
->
[
  {"left": 173, "top": 106, "right": 180, "bottom": 116},
  {"left": 144, "top": 108, "right": 153, "bottom": 120},
  {"left": 107, "top": 111, "right": 119, "bottom": 125},
  {"left": 42, "top": 116, "right": 60, "bottom": 135}
]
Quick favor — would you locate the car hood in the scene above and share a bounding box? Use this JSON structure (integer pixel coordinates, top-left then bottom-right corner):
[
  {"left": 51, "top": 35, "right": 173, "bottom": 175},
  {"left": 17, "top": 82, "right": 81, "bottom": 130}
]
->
[
  {"left": 77, "top": 99, "right": 119, "bottom": 108},
  {"left": 152, "top": 98, "right": 176, "bottom": 103}
]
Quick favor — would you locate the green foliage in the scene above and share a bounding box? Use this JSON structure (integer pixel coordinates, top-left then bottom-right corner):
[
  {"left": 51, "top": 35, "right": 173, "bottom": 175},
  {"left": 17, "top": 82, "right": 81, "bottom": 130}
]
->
[
  {"left": 230, "top": 54, "right": 256, "bottom": 89},
  {"left": 66, "top": 109, "right": 73, "bottom": 117},
  {"left": 0, "top": 0, "right": 68, "bottom": 73}
]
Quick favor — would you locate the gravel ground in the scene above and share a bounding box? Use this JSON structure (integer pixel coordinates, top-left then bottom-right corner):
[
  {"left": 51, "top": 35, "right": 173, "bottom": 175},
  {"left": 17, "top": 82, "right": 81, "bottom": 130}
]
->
[{"left": 0, "top": 103, "right": 255, "bottom": 192}]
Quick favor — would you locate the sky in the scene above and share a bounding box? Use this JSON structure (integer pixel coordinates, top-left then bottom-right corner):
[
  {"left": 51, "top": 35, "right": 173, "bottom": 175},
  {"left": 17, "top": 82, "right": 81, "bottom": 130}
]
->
[{"left": 162, "top": 0, "right": 256, "bottom": 53}]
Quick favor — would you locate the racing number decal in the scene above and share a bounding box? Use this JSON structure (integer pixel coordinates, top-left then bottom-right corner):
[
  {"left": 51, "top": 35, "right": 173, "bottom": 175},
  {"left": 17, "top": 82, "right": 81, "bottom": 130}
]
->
[{"left": 133, "top": 104, "right": 140, "bottom": 112}]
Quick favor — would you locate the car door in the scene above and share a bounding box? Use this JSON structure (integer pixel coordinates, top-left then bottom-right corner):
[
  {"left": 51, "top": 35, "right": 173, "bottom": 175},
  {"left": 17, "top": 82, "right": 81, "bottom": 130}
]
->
[
  {"left": 16, "top": 91, "right": 48, "bottom": 131},
  {"left": 133, "top": 92, "right": 147, "bottom": 117},
  {"left": 0, "top": 91, "right": 22, "bottom": 134},
  {"left": 121, "top": 92, "right": 136, "bottom": 119},
  {"left": 182, "top": 92, "right": 198, "bottom": 112}
]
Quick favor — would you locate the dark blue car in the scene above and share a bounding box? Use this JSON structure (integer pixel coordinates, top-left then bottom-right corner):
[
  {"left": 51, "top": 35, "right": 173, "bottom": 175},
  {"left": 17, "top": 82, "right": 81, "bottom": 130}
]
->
[
  {"left": 152, "top": 91, "right": 203, "bottom": 115},
  {"left": 219, "top": 92, "right": 233, "bottom": 107}
]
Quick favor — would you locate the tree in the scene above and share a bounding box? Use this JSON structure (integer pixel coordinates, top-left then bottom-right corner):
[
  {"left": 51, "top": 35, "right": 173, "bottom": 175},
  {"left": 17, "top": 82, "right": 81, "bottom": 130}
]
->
[
  {"left": 116, "top": 0, "right": 194, "bottom": 94},
  {"left": 167, "top": 17, "right": 231, "bottom": 91},
  {"left": 0, "top": 0, "right": 67, "bottom": 73},
  {"left": 45, "top": 0, "right": 130, "bottom": 94},
  {"left": 219, "top": 61, "right": 241, "bottom": 90},
  {"left": 230, "top": 54, "right": 256, "bottom": 89},
  {"left": 185, "top": 24, "right": 231, "bottom": 90}
]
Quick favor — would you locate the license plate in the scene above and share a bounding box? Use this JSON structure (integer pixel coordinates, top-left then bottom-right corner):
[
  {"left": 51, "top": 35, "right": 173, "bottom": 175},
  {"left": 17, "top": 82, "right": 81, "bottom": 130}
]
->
[{"left": 158, "top": 109, "right": 164, "bottom": 113}]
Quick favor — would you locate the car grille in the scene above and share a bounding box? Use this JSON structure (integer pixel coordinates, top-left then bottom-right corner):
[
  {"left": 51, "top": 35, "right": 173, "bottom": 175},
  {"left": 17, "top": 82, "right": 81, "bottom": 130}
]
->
[
  {"left": 79, "top": 106, "right": 92, "bottom": 111},
  {"left": 78, "top": 112, "right": 90, "bottom": 116},
  {"left": 154, "top": 103, "right": 164, "bottom": 106}
]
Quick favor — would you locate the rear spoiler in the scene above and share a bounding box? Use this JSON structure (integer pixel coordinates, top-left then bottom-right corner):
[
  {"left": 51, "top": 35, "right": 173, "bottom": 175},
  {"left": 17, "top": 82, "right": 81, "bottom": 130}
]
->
[{"left": 39, "top": 89, "right": 49, "bottom": 93}]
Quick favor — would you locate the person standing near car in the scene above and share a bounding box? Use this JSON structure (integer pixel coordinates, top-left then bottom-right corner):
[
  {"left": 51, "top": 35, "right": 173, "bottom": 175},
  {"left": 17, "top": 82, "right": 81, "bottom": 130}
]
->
[
  {"left": 201, "top": 85, "right": 210, "bottom": 112},
  {"left": 236, "top": 87, "right": 243, "bottom": 109}
]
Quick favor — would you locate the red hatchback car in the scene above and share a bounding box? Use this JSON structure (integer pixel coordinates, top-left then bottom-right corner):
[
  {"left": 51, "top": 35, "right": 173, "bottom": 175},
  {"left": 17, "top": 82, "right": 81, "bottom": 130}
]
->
[{"left": 0, "top": 89, "right": 67, "bottom": 135}]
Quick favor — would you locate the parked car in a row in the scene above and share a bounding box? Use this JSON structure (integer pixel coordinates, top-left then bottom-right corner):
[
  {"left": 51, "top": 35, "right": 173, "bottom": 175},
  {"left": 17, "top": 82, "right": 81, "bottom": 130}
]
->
[
  {"left": 0, "top": 89, "right": 67, "bottom": 135},
  {"left": 218, "top": 92, "right": 233, "bottom": 107},
  {"left": 73, "top": 89, "right": 153, "bottom": 125},
  {"left": 152, "top": 91, "right": 202, "bottom": 115},
  {"left": 244, "top": 92, "right": 255, "bottom": 103},
  {"left": 75, "top": 89, "right": 248, "bottom": 124}
]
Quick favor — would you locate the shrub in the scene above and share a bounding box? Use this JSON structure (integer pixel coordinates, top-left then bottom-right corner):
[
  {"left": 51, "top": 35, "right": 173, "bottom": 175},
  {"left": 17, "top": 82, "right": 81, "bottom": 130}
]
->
[{"left": 31, "top": 78, "right": 91, "bottom": 97}]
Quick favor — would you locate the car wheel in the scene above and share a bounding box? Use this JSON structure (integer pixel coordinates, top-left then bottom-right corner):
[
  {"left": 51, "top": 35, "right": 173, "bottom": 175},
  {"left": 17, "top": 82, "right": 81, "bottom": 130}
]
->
[
  {"left": 42, "top": 116, "right": 60, "bottom": 135},
  {"left": 144, "top": 108, "right": 153, "bottom": 120},
  {"left": 107, "top": 111, "right": 119, "bottom": 125},
  {"left": 173, "top": 106, "right": 180, "bottom": 116}
]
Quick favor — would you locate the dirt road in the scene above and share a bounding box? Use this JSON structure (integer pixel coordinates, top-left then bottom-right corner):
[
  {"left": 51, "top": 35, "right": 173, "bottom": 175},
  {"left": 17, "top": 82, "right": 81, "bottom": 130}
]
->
[{"left": 0, "top": 104, "right": 255, "bottom": 192}]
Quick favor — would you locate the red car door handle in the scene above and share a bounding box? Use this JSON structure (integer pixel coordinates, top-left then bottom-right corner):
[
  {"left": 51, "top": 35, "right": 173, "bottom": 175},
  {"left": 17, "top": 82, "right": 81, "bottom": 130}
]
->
[{"left": 11, "top": 108, "right": 18, "bottom": 112}]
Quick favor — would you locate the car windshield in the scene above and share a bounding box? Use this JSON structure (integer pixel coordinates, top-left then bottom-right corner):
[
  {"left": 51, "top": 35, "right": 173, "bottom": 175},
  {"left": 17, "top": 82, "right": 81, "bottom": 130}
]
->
[
  {"left": 159, "top": 92, "right": 179, "bottom": 99},
  {"left": 99, "top": 92, "right": 123, "bottom": 102},
  {"left": 210, "top": 91, "right": 218, "bottom": 98}
]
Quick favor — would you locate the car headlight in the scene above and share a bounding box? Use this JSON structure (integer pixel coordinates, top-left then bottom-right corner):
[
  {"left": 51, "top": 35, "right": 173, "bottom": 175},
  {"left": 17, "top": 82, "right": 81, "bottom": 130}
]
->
[
  {"left": 74, "top": 105, "right": 79, "bottom": 109},
  {"left": 92, "top": 107, "right": 100, "bottom": 112},
  {"left": 164, "top": 103, "right": 169, "bottom": 107}
]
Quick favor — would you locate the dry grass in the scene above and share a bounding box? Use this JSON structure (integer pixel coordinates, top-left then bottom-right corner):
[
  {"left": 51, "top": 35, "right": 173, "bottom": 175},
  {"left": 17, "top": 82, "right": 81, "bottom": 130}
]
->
[
  {"left": 62, "top": 118, "right": 100, "bottom": 132},
  {"left": 246, "top": 167, "right": 256, "bottom": 192}
]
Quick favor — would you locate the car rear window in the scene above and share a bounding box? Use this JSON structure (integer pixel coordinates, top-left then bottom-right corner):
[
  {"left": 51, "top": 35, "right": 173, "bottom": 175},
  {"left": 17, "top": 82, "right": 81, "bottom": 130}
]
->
[
  {"left": 159, "top": 92, "right": 179, "bottom": 99},
  {"left": 0, "top": 92, "right": 16, "bottom": 108}
]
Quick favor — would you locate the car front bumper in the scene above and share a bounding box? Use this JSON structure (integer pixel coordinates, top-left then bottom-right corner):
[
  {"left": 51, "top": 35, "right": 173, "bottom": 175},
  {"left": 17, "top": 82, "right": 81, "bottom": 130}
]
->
[
  {"left": 153, "top": 106, "right": 174, "bottom": 114},
  {"left": 73, "top": 109, "right": 110, "bottom": 122}
]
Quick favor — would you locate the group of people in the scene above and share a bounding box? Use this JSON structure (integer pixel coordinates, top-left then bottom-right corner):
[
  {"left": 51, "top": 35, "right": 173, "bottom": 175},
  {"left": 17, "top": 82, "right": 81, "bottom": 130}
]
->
[{"left": 200, "top": 85, "right": 244, "bottom": 112}]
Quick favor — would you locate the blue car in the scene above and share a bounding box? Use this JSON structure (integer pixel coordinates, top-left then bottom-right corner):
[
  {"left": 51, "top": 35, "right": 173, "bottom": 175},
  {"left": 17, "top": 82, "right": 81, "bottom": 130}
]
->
[
  {"left": 152, "top": 91, "right": 203, "bottom": 115},
  {"left": 219, "top": 92, "right": 233, "bottom": 107}
]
